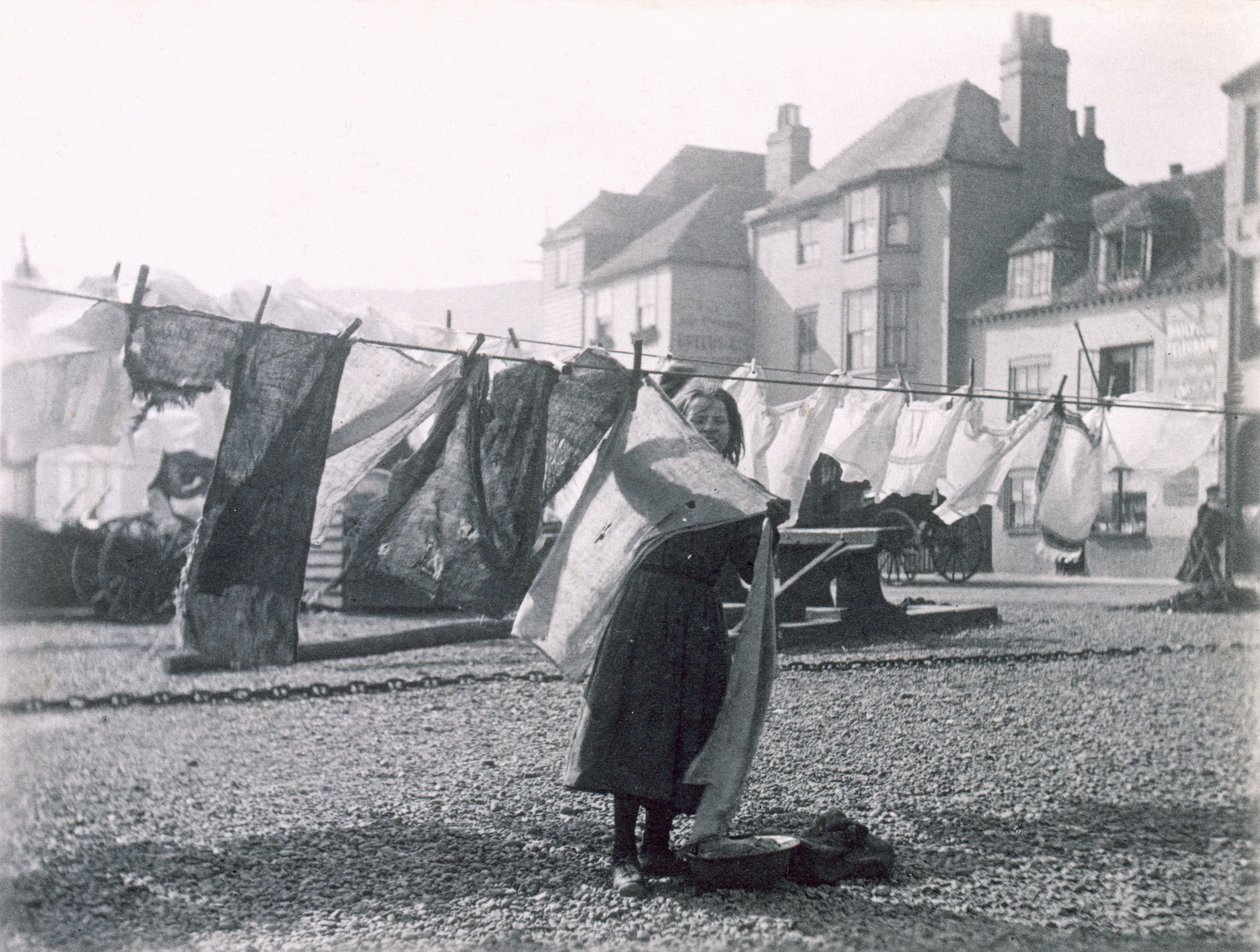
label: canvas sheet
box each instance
[310,345,460,544]
[347,356,558,616]
[180,323,351,668]
[934,399,1054,524]
[1102,393,1219,474]
[818,381,905,487]
[542,348,630,501]
[723,362,781,488]
[1035,405,1105,555]
[876,388,969,501]
[514,380,777,681]
[684,518,777,844]
[1,349,133,464]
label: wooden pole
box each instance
[130,264,149,307]
[1074,320,1102,403]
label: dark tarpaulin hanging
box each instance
[541,348,630,501]
[347,355,559,616]
[125,306,247,409]
[180,322,351,668]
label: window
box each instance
[1008,358,1051,419]
[1245,105,1258,205]
[1100,227,1150,283]
[1093,470,1147,537]
[880,288,910,368]
[842,289,877,371]
[594,287,613,323]
[845,186,879,255]
[555,243,579,286]
[1004,469,1038,532]
[796,309,821,372]
[1098,342,1153,398]
[636,274,657,334]
[1007,250,1054,299]
[797,217,820,265]
[885,181,911,247]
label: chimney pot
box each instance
[1083,106,1096,138]
[1170,163,1184,177]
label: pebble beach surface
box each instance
[1,603,1256,951]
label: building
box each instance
[969,165,1228,576]
[1221,60,1260,571]
[539,145,769,356]
[745,13,1122,399]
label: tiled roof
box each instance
[584,186,769,284]
[750,81,1019,221]
[1008,209,1092,254]
[542,191,676,245]
[544,146,765,247]
[972,165,1227,322]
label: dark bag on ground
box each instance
[787,809,895,884]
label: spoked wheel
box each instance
[926,513,985,583]
[94,515,194,621]
[874,508,921,585]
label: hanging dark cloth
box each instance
[347,355,559,616]
[542,348,630,500]
[179,322,351,668]
[125,306,247,409]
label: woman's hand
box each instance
[767,496,792,527]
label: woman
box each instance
[563,379,782,897]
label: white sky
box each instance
[2,0,1258,295]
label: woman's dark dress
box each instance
[563,519,761,814]
[1176,504,1228,583]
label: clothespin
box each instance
[130,264,149,308]
[897,365,912,405]
[445,309,453,330]
[253,285,272,325]
[110,262,121,282]
[967,358,975,398]
[335,317,362,342]
[508,327,520,350]
[628,338,644,410]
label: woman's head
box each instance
[673,380,743,464]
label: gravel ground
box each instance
[0,603,1257,951]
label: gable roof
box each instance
[584,186,769,284]
[972,165,1227,322]
[750,81,1020,222]
[542,191,676,246]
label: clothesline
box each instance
[9,280,1243,418]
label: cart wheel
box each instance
[70,536,105,611]
[874,508,920,585]
[96,515,193,621]
[927,514,985,583]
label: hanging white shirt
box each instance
[1036,406,1105,555]
[875,387,969,501]
[818,380,905,488]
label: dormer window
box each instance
[1100,226,1150,283]
[1007,249,1053,299]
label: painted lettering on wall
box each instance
[1163,304,1219,403]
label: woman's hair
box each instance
[672,379,744,465]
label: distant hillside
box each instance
[319,280,541,341]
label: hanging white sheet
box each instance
[818,380,904,488]
[875,387,969,501]
[723,362,780,488]
[1102,393,1219,474]
[1036,406,1105,555]
[934,399,1054,524]
[762,375,847,521]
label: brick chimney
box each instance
[765,104,811,194]
[1000,12,1071,217]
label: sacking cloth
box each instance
[347,355,559,617]
[541,348,629,501]
[684,517,777,843]
[514,379,778,681]
[125,306,247,408]
[179,323,351,668]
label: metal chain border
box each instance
[2,641,1249,716]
